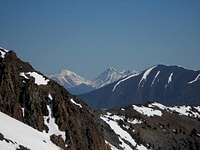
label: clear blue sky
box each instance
[0,0,199,79]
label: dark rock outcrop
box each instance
[0,48,108,150]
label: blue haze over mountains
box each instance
[0,0,200,79]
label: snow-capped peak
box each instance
[49,69,91,88]
[49,67,137,92]
[92,67,135,88]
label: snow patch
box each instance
[101,114,148,150]
[195,106,200,112]
[19,73,29,79]
[20,72,49,85]
[70,98,82,108]
[101,116,136,149]
[127,119,142,125]
[148,102,167,110]
[132,105,162,117]
[0,47,9,58]
[149,102,200,118]
[43,105,66,141]
[48,93,53,101]
[26,72,49,85]
[169,106,200,118]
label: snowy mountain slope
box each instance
[49,67,135,94]
[100,102,200,150]
[80,65,200,108]
[0,111,59,150]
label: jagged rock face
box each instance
[0,50,108,150]
[100,102,200,150]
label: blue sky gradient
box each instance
[0,0,199,79]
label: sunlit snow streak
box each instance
[48,93,53,100]
[70,98,82,108]
[168,73,173,84]
[151,71,160,86]
[139,66,157,87]
[112,73,139,92]
[188,74,200,84]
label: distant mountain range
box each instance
[49,67,136,94]
[80,65,200,108]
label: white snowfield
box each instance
[188,74,200,84]
[20,72,49,85]
[0,111,60,150]
[149,102,200,118]
[0,47,9,58]
[112,73,139,92]
[132,105,162,117]
[101,113,148,150]
[70,98,82,108]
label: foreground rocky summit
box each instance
[0,48,109,150]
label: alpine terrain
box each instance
[80,65,200,108]
[50,68,134,95]
[100,102,200,150]
[0,47,200,150]
[0,47,109,150]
